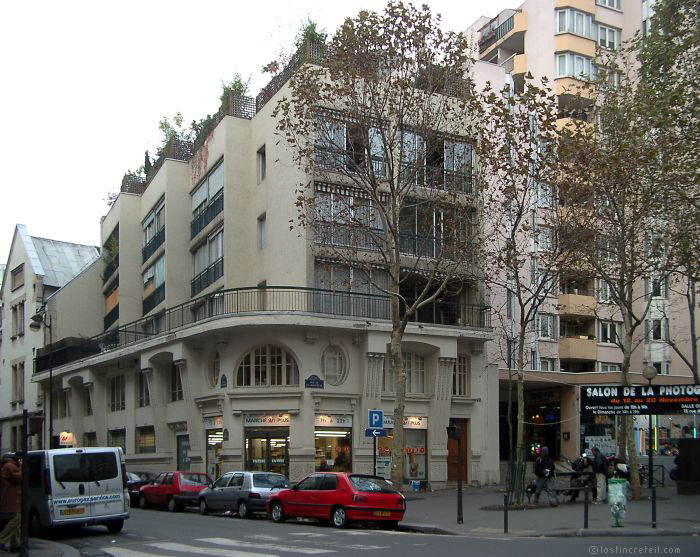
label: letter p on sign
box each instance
[368,410,383,429]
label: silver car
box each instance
[198,471,288,518]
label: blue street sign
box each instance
[368,410,383,429]
[364,428,388,438]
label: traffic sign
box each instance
[364,428,388,438]
[368,410,383,429]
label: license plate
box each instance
[373,511,391,517]
[61,508,85,516]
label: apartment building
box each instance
[469,0,698,462]
[28,49,506,486]
[0,224,99,454]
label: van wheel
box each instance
[237,500,249,519]
[29,510,43,537]
[331,506,348,528]
[270,501,285,523]
[199,499,209,515]
[167,497,180,512]
[107,519,124,534]
[139,495,148,509]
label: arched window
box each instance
[237,345,299,387]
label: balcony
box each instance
[191,191,224,239]
[143,284,165,316]
[479,11,527,57]
[104,305,119,331]
[191,257,224,297]
[555,34,596,58]
[142,227,165,263]
[102,258,118,285]
[559,336,597,360]
[558,293,596,317]
[34,287,492,373]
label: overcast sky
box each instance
[0,0,512,263]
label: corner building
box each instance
[33,58,503,486]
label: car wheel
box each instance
[238,500,249,519]
[199,499,209,515]
[139,495,148,510]
[29,510,43,537]
[331,506,348,528]
[167,497,180,513]
[107,519,124,534]
[270,501,285,523]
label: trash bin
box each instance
[608,478,629,527]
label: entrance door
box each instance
[245,429,289,476]
[447,419,469,482]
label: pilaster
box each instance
[428,357,456,483]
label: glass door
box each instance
[245,429,289,476]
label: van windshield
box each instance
[53,453,118,483]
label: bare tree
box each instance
[273,2,484,487]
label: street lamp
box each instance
[642,364,658,490]
[29,310,54,449]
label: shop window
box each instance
[136,426,156,454]
[237,345,299,387]
[377,427,427,481]
[322,346,347,386]
[315,428,352,472]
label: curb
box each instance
[398,523,463,536]
[30,538,81,557]
[401,523,700,538]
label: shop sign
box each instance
[305,374,324,389]
[59,432,75,446]
[581,384,700,416]
[314,414,352,427]
[204,416,224,429]
[383,415,427,429]
[244,414,291,427]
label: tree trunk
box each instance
[513,335,526,505]
[687,275,699,385]
[625,417,642,500]
[620,326,641,499]
[389,302,406,489]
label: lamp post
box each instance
[29,311,53,449]
[642,365,658,489]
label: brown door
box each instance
[447,419,469,481]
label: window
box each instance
[316,117,386,177]
[314,188,384,249]
[57,389,70,418]
[599,362,621,372]
[192,228,224,296]
[10,264,24,290]
[11,362,24,403]
[538,314,556,339]
[537,183,554,208]
[110,375,125,412]
[645,277,668,300]
[209,351,221,388]
[143,197,165,246]
[597,24,620,49]
[138,373,150,407]
[108,429,126,453]
[383,352,426,394]
[258,214,267,250]
[322,346,347,386]
[555,9,593,37]
[170,364,183,401]
[257,145,266,183]
[83,432,97,447]
[537,227,554,252]
[453,355,471,396]
[532,268,558,296]
[506,339,515,369]
[540,358,557,372]
[136,426,156,454]
[599,321,618,344]
[597,0,621,10]
[555,53,593,80]
[191,162,224,221]
[400,130,472,192]
[11,301,25,337]
[143,255,165,298]
[85,388,93,415]
[597,278,612,302]
[646,318,668,341]
[236,345,299,387]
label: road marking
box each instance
[150,542,275,557]
[247,535,282,541]
[288,533,328,538]
[104,548,174,557]
[198,538,335,554]
[336,531,370,536]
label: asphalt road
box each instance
[43,507,699,557]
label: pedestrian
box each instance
[533,446,558,506]
[591,447,607,503]
[0,452,22,552]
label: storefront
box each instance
[204,416,223,478]
[376,415,428,482]
[314,414,353,472]
[244,414,290,477]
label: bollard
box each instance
[652,486,656,529]
[584,487,589,529]
[504,493,508,534]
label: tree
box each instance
[478,77,572,504]
[273,1,483,487]
[557,54,670,499]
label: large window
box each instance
[143,197,165,247]
[646,318,668,341]
[143,255,165,313]
[170,364,183,401]
[236,345,299,387]
[108,429,126,453]
[11,362,24,403]
[538,314,556,339]
[555,8,593,37]
[597,0,621,10]
[136,426,156,454]
[110,375,125,412]
[401,130,473,192]
[597,24,620,49]
[384,352,426,394]
[191,162,224,223]
[138,373,150,408]
[453,355,470,396]
[192,228,223,296]
[599,320,618,344]
[316,117,386,177]
[556,53,594,80]
[314,188,383,250]
[11,301,25,337]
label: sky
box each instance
[0,0,513,263]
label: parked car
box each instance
[198,471,288,518]
[268,473,405,528]
[126,471,157,504]
[139,471,212,512]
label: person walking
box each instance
[591,447,607,503]
[533,446,558,506]
[0,452,22,552]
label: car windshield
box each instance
[180,473,210,486]
[253,474,288,488]
[349,475,398,494]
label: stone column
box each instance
[87,372,108,446]
[428,357,455,484]
[143,367,170,456]
[177,359,205,470]
[65,387,84,448]
[356,352,385,475]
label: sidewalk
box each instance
[400,485,700,538]
[5,538,81,556]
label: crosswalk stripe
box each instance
[198,537,335,554]
[149,542,276,557]
[102,548,169,557]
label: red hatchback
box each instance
[139,471,212,512]
[268,473,405,528]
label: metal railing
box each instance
[400,164,473,193]
[142,283,165,315]
[34,286,491,373]
[479,14,515,53]
[142,227,165,263]
[104,305,119,331]
[190,191,224,239]
[191,257,224,297]
[102,258,118,285]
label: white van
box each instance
[25,447,130,534]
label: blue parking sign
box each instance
[368,410,383,429]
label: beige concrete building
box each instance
[28,56,505,486]
[469,0,698,462]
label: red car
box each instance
[268,473,405,528]
[139,471,212,512]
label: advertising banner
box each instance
[581,385,700,416]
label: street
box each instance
[43,508,699,557]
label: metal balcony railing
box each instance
[34,286,491,373]
[190,191,224,239]
[104,305,119,331]
[142,227,165,263]
[143,284,165,316]
[191,257,224,297]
